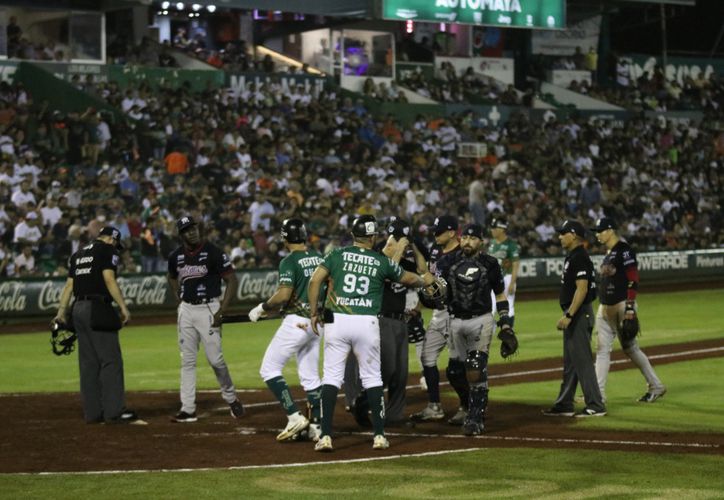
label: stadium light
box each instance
[405,20,414,34]
[176,2,184,10]
[161,1,170,8]
[188,12,194,17]
[207,4,216,12]
[192,3,201,10]
[162,10,168,14]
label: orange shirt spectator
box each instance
[165,151,189,175]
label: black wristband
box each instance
[565,311,573,319]
[261,302,272,312]
[496,300,509,317]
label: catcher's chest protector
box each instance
[448,258,490,314]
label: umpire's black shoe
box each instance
[229,400,244,419]
[542,407,575,417]
[574,408,607,418]
[172,411,198,423]
[107,409,140,425]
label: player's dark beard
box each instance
[462,245,476,256]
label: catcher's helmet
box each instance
[387,217,411,239]
[281,218,307,243]
[50,320,77,356]
[351,215,378,238]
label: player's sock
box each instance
[320,384,338,436]
[423,365,441,403]
[366,385,385,436]
[510,316,515,329]
[265,376,298,415]
[306,385,322,422]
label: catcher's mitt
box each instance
[407,314,425,344]
[50,320,77,356]
[497,328,518,359]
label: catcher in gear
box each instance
[50,319,77,356]
[592,217,665,403]
[435,224,516,436]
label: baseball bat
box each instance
[221,314,263,324]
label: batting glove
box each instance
[248,302,266,322]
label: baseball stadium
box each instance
[1,0,723,497]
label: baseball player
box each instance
[411,215,469,426]
[544,220,606,417]
[167,216,244,422]
[592,217,666,402]
[249,218,324,442]
[308,215,436,452]
[437,224,512,435]
[488,217,520,327]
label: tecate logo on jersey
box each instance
[237,272,278,302]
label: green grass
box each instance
[2,448,723,499]
[2,289,722,393]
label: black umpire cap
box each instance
[461,223,484,239]
[432,215,458,236]
[99,226,124,250]
[557,219,586,238]
[177,215,197,233]
[387,217,411,239]
[591,217,617,232]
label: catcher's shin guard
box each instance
[464,350,489,385]
[467,385,489,423]
[446,359,469,408]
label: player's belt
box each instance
[451,311,487,320]
[378,311,405,321]
[184,297,218,305]
[76,294,112,303]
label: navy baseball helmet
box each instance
[281,218,307,243]
[177,215,197,233]
[387,217,411,239]
[351,215,378,238]
[99,226,124,250]
[461,224,484,239]
[591,217,617,232]
[432,215,458,236]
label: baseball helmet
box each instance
[351,215,378,238]
[50,320,77,356]
[387,217,411,239]
[281,218,307,243]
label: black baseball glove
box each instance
[407,314,425,344]
[497,328,518,359]
[50,320,77,356]
[620,301,640,342]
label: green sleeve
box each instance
[278,257,294,288]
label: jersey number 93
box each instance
[342,274,370,295]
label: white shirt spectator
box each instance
[437,125,460,152]
[13,219,43,244]
[11,187,36,208]
[248,200,275,231]
[0,134,14,156]
[14,252,36,275]
[41,204,63,228]
[223,132,245,151]
[97,120,111,149]
[315,178,335,196]
[535,221,556,242]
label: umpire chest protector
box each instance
[447,255,493,317]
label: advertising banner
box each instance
[3,250,723,319]
[382,0,565,29]
[532,15,601,55]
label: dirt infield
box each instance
[1,338,722,474]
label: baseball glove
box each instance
[621,315,640,342]
[50,320,77,356]
[497,328,518,359]
[407,314,425,344]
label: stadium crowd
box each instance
[0,71,722,278]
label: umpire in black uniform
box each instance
[345,218,425,425]
[52,226,136,424]
[543,220,606,418]
[437,224,512,436]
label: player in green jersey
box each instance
[307,215,436,452]
[250,219,324,442]
[488,217,520,327]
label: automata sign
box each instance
[382,0,565,29]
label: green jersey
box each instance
[488,238,519,275]
[278,249,324,318]
[321,246,404,315]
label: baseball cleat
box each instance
[314,435,333,452]
[276,412,310,442]
[574,408,607,418]
[638,388,666,403]
[372,435,390,450]
[410,403,444,421]
[462,419,484,436]
[229,400,245,419]
[307,423,322,442]
[172,411,198,423]
[542,407,575,417]
[448,407,468,426]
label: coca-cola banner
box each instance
[0,270,279,319]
